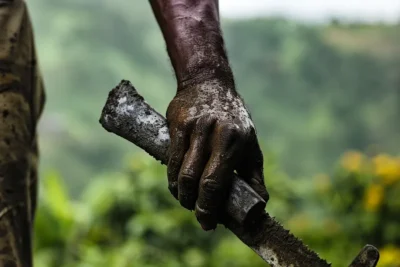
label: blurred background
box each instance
[28,0,400,266]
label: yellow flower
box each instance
[378,245,400,267]
[373,154,400,185]
[364,183,384,212]
[340,151,363,172]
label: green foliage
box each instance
[33,151,400,267]
[33,154,267,267]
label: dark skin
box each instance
[150,0,269,231]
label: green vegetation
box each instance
[27,0,400,266]
[33,151,400,267]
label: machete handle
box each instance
[99,80,266,225]
[99,80,380,267]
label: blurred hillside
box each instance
[28,1,399,195]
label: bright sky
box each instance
[219,0,400,23]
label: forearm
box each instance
[150,0,234,90]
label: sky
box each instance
[219,0,400,23]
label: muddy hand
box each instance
[166,80,269,231]
[149,0,269,230]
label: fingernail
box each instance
[195,205,217,231]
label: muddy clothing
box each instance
[0,0,45,266]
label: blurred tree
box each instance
[28,0,400,195]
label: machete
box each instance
[99,80,380,267]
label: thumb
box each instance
[235,138,269,203]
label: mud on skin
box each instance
[166,78,269,231]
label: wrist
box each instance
[150,0,233,86]
[177,75,237,99]
[178,57,235,91]
[168,15,231,81]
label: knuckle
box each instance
[195,204,213,219]
[180,119,191,129]
[194,116,216,137]
[206,114,219,124]
[174,119,194,133]
[222,122,238,132]
[179,171,197,184]
[195,115,208,125]
[213,151,232,163]
[167,113,192,131]
[200,177,220,194]
[196,115,215,128]
[221,123,244,140]
[249,126,257,136]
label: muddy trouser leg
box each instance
[0,92,37,267]
[0,1,45,266]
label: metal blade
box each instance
[222,212,332,267]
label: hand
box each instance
[166,79,269,231]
